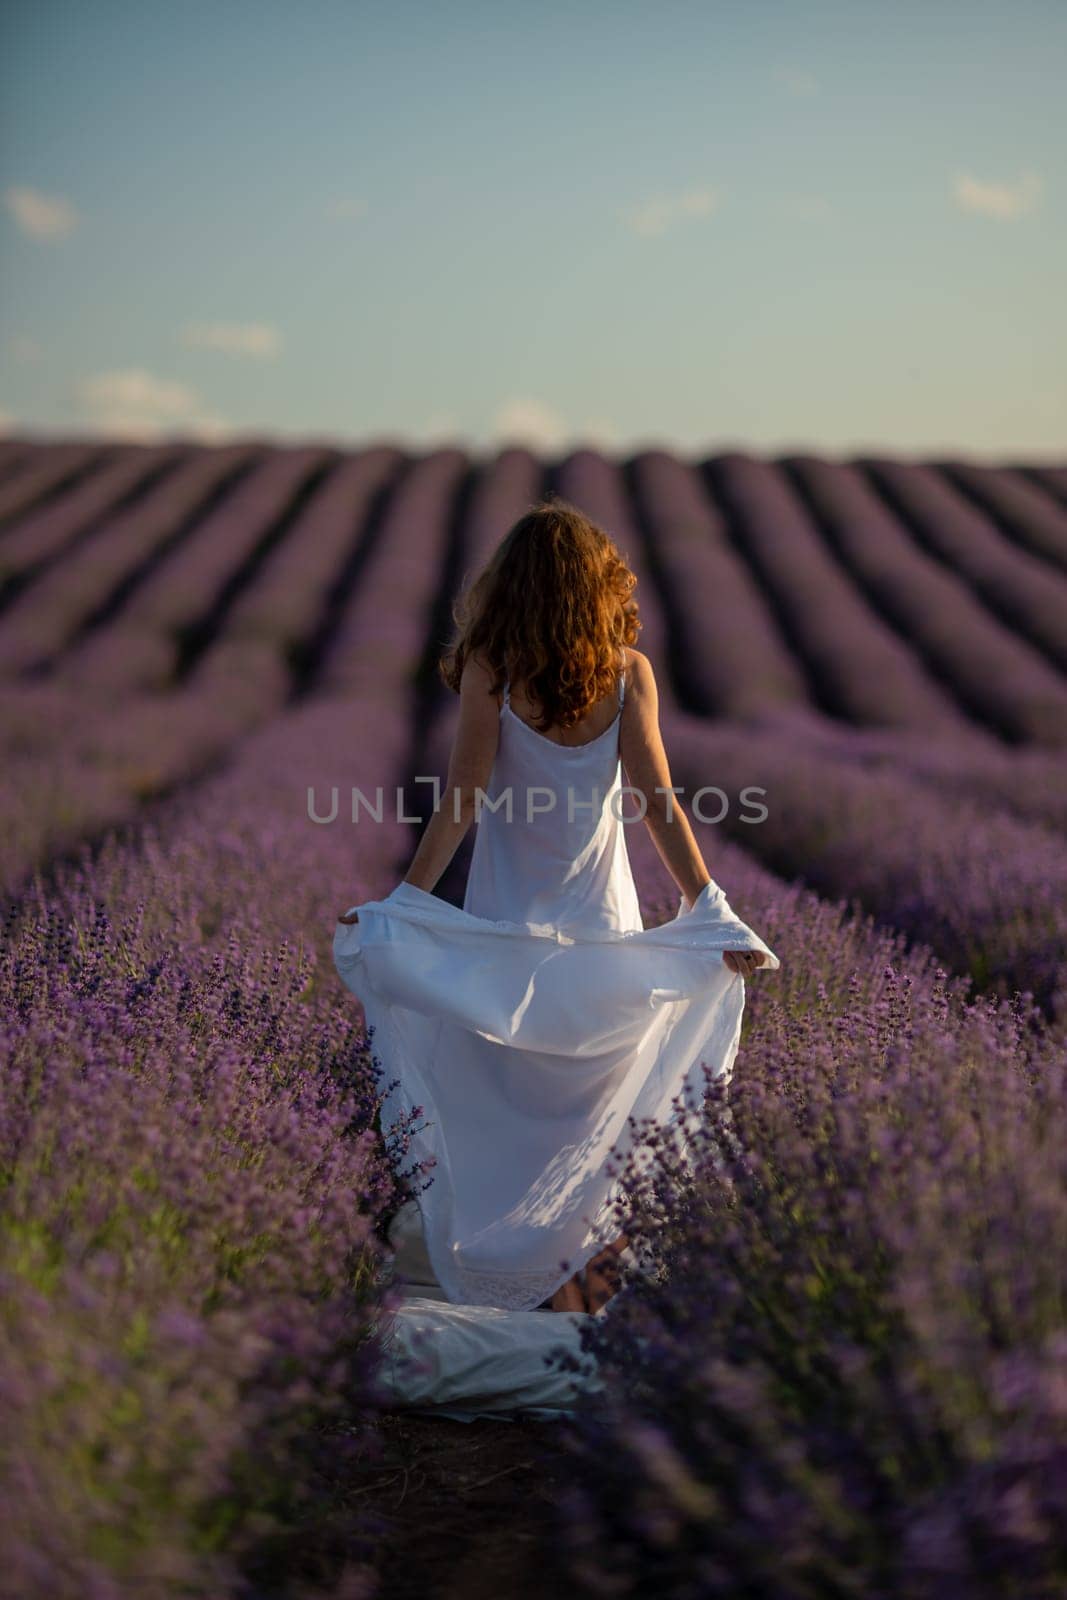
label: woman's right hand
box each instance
[723,949,768,977]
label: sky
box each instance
[1,0,1064,458]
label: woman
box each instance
[335,497,778,1316]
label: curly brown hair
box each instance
[438,496,642,733]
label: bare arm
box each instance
[619,649,712,909]
[619,650,766,972]
[400,651,501,894]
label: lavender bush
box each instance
[784,456,1067,746]
[3,436,1066,1598]
[0,679,266,896]
[933,461,1067,573]
[59,448,331,693]
[701,453,968,734]
[0,441,107,530]
[314,447,466,695]
[0,697,433,1598]
[0,888,410,1598]
[665,715,1067,1019]
[750,712,1067,835]
[855,458,1067,675]
[558,889,1066,1599]
[0,445,176,585]
[0,444,256,675]
[625,450,811,719]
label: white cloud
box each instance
[417,411,463,444]
[326,197,368,221]
[4,185,80,239]
[483,401,620,452]
[620,185,721,238]
[574,415,619,449]
[77,368,229,441]
[773,66,820,98]
[953,169,1043,219]
[182,321,281,358]
[488,398,569,451]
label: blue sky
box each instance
[1,0,1064,456]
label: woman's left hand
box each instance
[337,910,360,924]
[723,949,767,977]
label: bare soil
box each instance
[347,1410,575,1599]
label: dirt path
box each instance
[347,1412,575,1599]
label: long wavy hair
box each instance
[439,496,642,733]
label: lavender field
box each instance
[2,434,1067,1598]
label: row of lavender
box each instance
[560,911,1066,1598]
[7,676,1066,1025]
[2,442,1065,837]
[0,445,457,894]
[8,662,1030,1597]
[2,440,1066,742]
[4,432,1066,1102]
[3,434,1067,1595]
[0,439,460,1595]
[0,697,429,1600]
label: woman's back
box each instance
[462,650,643,935]
[503,649,629,747]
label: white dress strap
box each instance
[618,663,626,708]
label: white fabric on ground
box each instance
[373,1292,603,1421]
[370,1198,605,1421]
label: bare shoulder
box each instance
[462,647,498,692]
[622,646,656,699]
[460,649,506,721]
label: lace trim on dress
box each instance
[417,1171,631,1313]
[442,1221,631,1313]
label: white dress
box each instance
[334,663,779,1312]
